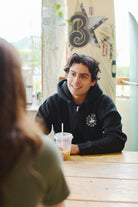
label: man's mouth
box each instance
[71,85,81,90]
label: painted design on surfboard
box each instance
[69,3,107,48]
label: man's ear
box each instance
[91,80,97,86]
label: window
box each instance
[0,0,41,104]
[114,0,138,98]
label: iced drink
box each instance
[54,132,73,160]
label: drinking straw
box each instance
[61,123,64,136]
[61,123,64,146]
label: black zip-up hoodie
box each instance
[37,79,127,155]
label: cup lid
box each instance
[54,132,73,139]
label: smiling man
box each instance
[36,53,127,155]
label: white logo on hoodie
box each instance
[86,113,97,127]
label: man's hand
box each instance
[70,144,80,155]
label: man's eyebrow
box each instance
[81,73,90,77]
[70,70,90,77]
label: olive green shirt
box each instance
[2,135,70,207]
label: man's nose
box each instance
[74,75,81,83]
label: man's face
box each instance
[67,63,96,104]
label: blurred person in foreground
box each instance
[36,53,127,155]
[0,38,69,207]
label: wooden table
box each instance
[63,151,138,207]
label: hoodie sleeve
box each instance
[36,99,53,134]
[78,97,127,155]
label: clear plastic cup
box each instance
[54,132,73,160]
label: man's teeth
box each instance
[73,86,80,88]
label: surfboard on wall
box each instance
[67,0,116,101]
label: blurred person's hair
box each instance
[0,38,42,201]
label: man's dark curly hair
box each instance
[64,53,101,81]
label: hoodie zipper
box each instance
[76,106,79,112]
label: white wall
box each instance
[116,97,130,151]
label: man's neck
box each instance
[72,95,87,105]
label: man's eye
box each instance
[70,73,75,76]
[81,76,87,79]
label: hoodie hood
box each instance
[57,79,103,104]
[57,79,72,102]
[86,82,103,103]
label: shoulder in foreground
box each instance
[38,134,62,165]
